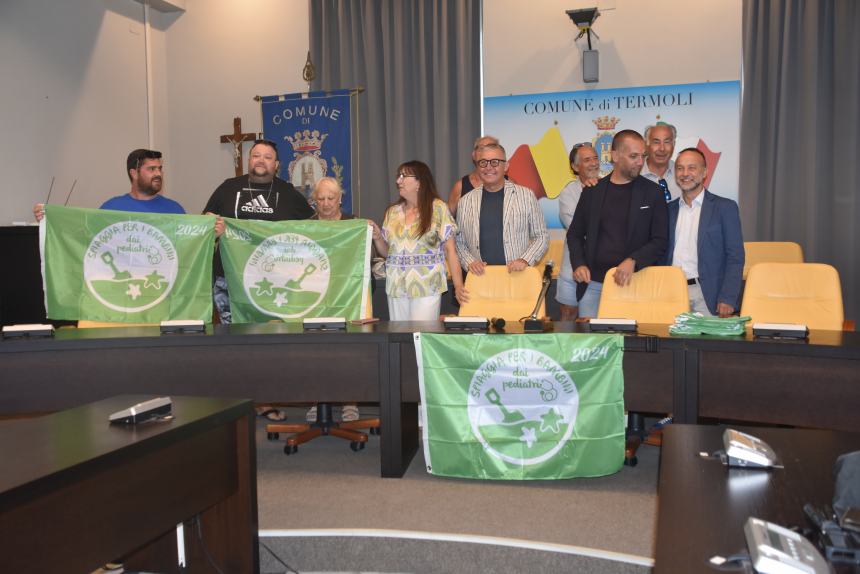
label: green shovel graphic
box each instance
[101,251,131,280]
[485,388,525,423]
[285,263,316,290]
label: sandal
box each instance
[256,408,286,422]
[342,405,360,422]
[306,405,318,423]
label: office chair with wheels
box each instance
[266,287,381,454]
[597,265,690,465]
[458,265,545,322]
[741,262,846,331]
[597,265,690,324]
[742,241,804,280]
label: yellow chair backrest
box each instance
[77,320,154,328]
[535,239,565,279]
[597,266,690,324]
[740,263,843,330]
[743,241,803,279]
[459,265,544,322]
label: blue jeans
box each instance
[576,281,603,318]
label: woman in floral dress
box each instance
[371,160,467,320]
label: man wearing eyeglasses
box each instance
[641,123,681,202]
[455,143,548,275]
[567,130,668,318]
[33,149,185,221]
[556,142,601,320]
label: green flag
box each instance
[414,332,625,480]
[40,205,215,322]
[219,218,371,323]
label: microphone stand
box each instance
[524,262,553,332]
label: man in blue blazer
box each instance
[666,148,744,317]
[567,130,669,318]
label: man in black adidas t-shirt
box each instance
[566,129,668,319]
[204,139,314,323]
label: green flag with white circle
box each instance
[40,205,215,322]
[414,332,625,480]
[219,218,371,323]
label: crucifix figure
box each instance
[219,117,257,177]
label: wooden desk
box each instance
[654,424,860,574]
[687,330,860,432]
[0,395,259,574]
[2,323,859,478]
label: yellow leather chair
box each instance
[459,265,545,322]
[536,239,565,279]
[740,263,844,331]
[597,266,690,324]
[743,241,803,279]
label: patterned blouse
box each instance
[382,198,456,298]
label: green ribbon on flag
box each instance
[414,332,625,480]
[218,218,371,323]
[40,205,215,322]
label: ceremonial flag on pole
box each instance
[261,90,354,213]
[414,332,625,480]
[218,218,371,323]
[40,205,215,322]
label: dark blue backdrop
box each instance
[262,90,353,214]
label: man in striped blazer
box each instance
[455,143,549,275]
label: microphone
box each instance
[524,261,554,332]
[490,317,506,330]
[543,260,554,282]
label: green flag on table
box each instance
[40,205,215,322]
[219,218,371,323]
[414,332,625,480]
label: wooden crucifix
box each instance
[219,117,257,177]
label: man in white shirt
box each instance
[666,148,744,316]
[641,123,682,202]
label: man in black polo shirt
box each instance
[566,129,668,318]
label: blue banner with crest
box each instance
[261,90,353,214]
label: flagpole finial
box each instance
[303,51,316,91]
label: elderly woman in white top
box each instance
[306,177,362,423]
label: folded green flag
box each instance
[40,205,215,322]
[414,332,625,480]
[219,218,371,323]
[669,312,751,336]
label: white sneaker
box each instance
[342,404,360,422]
[305,405,317,423]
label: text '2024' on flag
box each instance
[414,332,625,480]
[218,217,371,323]
[40,205,215,323]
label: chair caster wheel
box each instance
[624,456,638,467]
[267,432,279,440]
[350,441,365,452]
[284,444,298,455]
[369,426,380,436]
